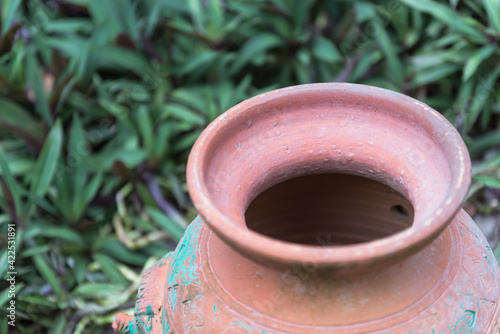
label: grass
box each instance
[0,0,499,332]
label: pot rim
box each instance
[186,83,471,267]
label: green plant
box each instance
[0,0,499,332]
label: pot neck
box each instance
[187,83,471,272]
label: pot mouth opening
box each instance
[245,173,415,246]
[187,83,471,267]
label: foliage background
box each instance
[0,0,499,333]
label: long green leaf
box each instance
[147,207,185,242]
[0,283,23,309]
[51,157,71,221]
[19,244,51,258]
[93,46,150,76]
[33,254,63,299]
[178,50,218,75]
[0,147,21,222]
[20,295,57,308]
[43,18,94,34]
[73,283,122,297]
[25,49,53,125]
[74,172,103,220]
[162,103,205,126]
[116,0,139,40]
[374,22,404,85]
[0,96,44,148]
[49,314,66,334]
[94,253,129,287]
[0,250,6,282]
[73,254,86,283]
[88,149,147,171]
[472,153,500,175]
[42,36,88,59]
[411,64,461,88]
[1,0,22,36]
[95,239,148,266]
[467,64,500,131]
[474,176,500,188]
[36,227,85,247]
[462,45,497,82]
[482,0,500,32]
[230,33,284,73]
[29,120,63,197]
[312,37,343,63]
[68,114,88,206]
[468,131,500,157]
[401,0,488,43]
[25,120,63,220]
[188,0,206,33]
[137,105,154,155]
[495,243,500,261]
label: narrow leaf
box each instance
[36,227,85,247]
[462,45,497,82]
[162,103,205,126]
[230,33,283,73]
[95,239,148,266]
[472,153,500,175]
[147,207,185,242]
[94,253,129,287]
[482,0,500,32]
[467,64,500,130]
[400,0,488,43]
[188,0,205,33]
[0,96,44,149]
[468,131,500,157]
[412,64,461,87]
[1,0,22,36]
[21,295,57,308]
[73,283,122,297]
[33,254,63,299]
[25,49,52,125]
[49,314,66,334]
[93,46,149,76]
[178,50,218,75]
[0,283,23,309]
[74,172,103,219]
[474,176,500,189]
[68,114,88,203]
[136,105,154,155]
[495,243,500,261]
[0,147,21,222]
[312,37,343,63]
[73,254,86,283]
[374,23,404,85]
[30,120,63,197]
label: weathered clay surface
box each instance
[114,212,499,333]
[114,255,171,334]
[113,83,500,333]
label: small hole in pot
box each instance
[391,205,410,219]
[245,174,414,246]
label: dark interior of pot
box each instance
[245,173,414,245]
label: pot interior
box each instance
[245,173,414,246]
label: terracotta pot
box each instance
[113,83,500,333]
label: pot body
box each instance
[112,83,500,333]
[114,210,500,333]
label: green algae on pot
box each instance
[113,83,500,333]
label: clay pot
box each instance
[113,83,500,333]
